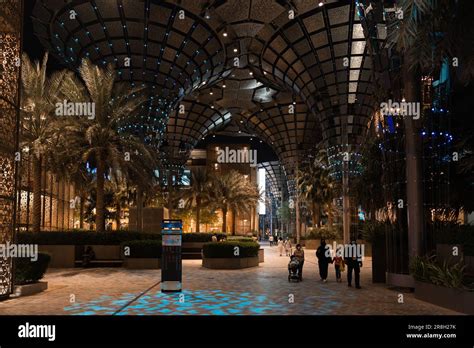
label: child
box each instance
[284,239,292,256]
[333,248,344,283]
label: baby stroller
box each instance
[288,255,301,282]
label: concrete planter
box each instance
[39,245,75,268]
[124,258,161,269]
[13,281,48,297]
[202,256,259,269]
[89,245,122,259]
[415,281,474,314]
[182,242,206,249]
[258,248,264,263]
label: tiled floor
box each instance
[0,244,460,315]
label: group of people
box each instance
[288,239,363,288]
[272,237,293,256]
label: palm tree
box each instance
[210,170,260,235]
[20,53,68,232]
[296,158,336,227]
[60,59,150,232]
[182,167,211,233]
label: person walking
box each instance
[293,244,305,281]
[345,240,362,289]
[269,234,274,246]
[316,239,332,282]
[277,237,284,256]
[333,246,344,283]
[284,238,292,256]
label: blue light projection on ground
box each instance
[63,287,355,315]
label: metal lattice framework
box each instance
[258,161,288,202]
[0,0,21,300]
[249,0,376,148]
[31,0,380,210]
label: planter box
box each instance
[13,281,48,297]
[202,256,259,269]
[258,248,264,263]
[415,281,474,314]
[39,245,75,268]
[124,258,161,269]
[182,242,206,249]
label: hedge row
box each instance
[15,253,51,285]
[121,240,162,258]
[203,241,260,258]
[17,231,162,245]
[17,231,227,245]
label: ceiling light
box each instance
[238,130,242,133]
[211,105,214,108]
[222,84,226,88]
[318,1,324,6]
[233,48,238,53]
[249,72,253,76]
[223,32,228,37]
[204,11,210,19]
[240,120,243,123]
[210,89,213,95]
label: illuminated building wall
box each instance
[0,0,21,299]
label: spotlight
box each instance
[222,84,226,88]
[233,48,238,53]
[249,72,253,76]
[318,1,324,7]
[223,32,228,37]
[204,10,210,19]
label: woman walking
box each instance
[316,239,332,282]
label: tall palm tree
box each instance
[210,170,260,235]
[20,53,68,232]
[182,167,211,233]
[296,158,336,227]
[60,59,150,232]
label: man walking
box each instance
[345,240,362,289]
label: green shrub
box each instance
[203,241,260,258]
[226,236,255,242]
[15,253,51,285]
[121,240,162,258]
[17,231,162,245]
[305,226,342,241]
[360,221,389,243]
[410,255,466,289]
[182,233,226,242]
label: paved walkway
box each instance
[0,244,460,315]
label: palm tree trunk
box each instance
[137,186,143,232]
[231,208,236,236]
[196,197,201,233]
[327,202,334,226]
[222,207,227,233]
[79,192,85,229]
[403,64,424,260]
[32,155,42,233]
[95,152,106,233]
[312,202,321,227]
